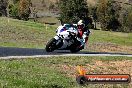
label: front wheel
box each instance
[45,38,57,52]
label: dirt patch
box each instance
[55,60,132,87]
[87,42,132,54]
[57,60,132,79]
[56,64,77,78]
[86,60,132,75]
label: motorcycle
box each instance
[45,25,82,53]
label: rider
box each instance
[58,18,91,50]
[77,20,90,49]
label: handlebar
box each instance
[67,31,77,39]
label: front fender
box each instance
[54,36,63,48]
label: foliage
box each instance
[9,3,19,18]
[125,9,132,32]
[58,0,89,24]
[90,7,98,29]
[97,0,108,30]
[119,6,132,32]
[8,0,19,18]
[9,0,31,20]
[18,0,31,21]
[12,0,20,4]
[97,0,121,31]
[106,0,121,31]
[0,0,8,16]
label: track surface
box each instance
[0,47,132,59]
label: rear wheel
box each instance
[70,40,81,53]
[45,38,57,52]
[70,46,80,53]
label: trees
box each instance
[18,0,31,21]
[97,0,108,30]
[9,0,19,18]
[97,0,121,31]
[58,0,89,24]
[13,0,19,4]
[91,7,98,29]
[0,0,8,16]
[125,8,132,32]
[9,0,31,20]
[119,6,132,32]
[106,0,121,31]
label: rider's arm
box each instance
[84,29,91,36]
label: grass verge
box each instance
[0,56,132,88]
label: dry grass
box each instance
[87,42,132,54]
[56,59,132,78]
[55,58,132,88]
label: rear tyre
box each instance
[70,40,81,53]
[45,38,57,52]
[70,46,80,53]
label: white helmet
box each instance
[77,20,85,28]
[78,20,83,25]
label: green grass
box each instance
[0,17,57,48]
[89,30,132,46]
[0,59,73,88]
[0,17,132,50]
[0,56,132,88]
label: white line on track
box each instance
[0,54,132,60]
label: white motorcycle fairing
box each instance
[46,25,81,53]
[54,26,78,49]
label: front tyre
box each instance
[45,38,57,52]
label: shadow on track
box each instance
[0,47,131,57]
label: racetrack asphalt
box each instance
[0,47,132,59]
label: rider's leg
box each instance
[80,30,90,49]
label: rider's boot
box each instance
[79,36,89,50]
